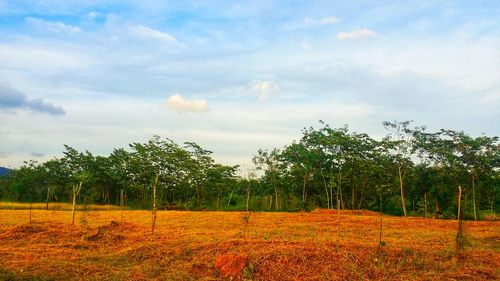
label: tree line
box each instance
[0,121,498,219]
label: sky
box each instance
[1,0,499,171]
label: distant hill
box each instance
[0,167,11,176]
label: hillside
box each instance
[0,167,11,177]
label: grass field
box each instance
[0,207,498,280]
[0,201,123,211]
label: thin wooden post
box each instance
[378,193,383,250]
[471,173,477,221]
[335,198,342,251]
[120,189,124,222]
[398,164,407,217]
[29,196,32,224]
[46,186,50,210]
[246,186,250,212]
[72,181,83,225]
[424,192,428,218]
[337,199,341,233]
[456,186,463,254]
[457,187,462,225]
[151,174,159,234]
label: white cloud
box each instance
[304,16,340,27]
[130,25,177,43]
[166,94,208,112]
[337,28,377,40]
[250,81,279,101]
[86,11,98,20]
[25,17,81,34]
[0,44,93,74]
[301,41,312,50]
[1,2,499,170]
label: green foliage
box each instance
[0,122,498,217]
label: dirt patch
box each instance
[0,222,82,243]
[85,220,137,242]
[215,253,249,280]
[311,208,379,216]
[483,215,497,221]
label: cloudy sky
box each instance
[1,1,499,170]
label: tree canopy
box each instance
[1,122,498,219]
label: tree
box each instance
[281,142,315,205]
[185,142,215,207]
[253,148,281,210]
[208,164,239,209]
[129,136,184,233]
[41,159,67,209]
[61,145,92,224]
[439,131,499,220]
[2,122,497,217]
[383,120,419,217]
[320,125,352,210]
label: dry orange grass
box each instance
[0,209,498,280]
[0,201,122,211]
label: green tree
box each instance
[383,120,420,217]
[253,148,282,210]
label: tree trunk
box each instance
[398,164,407,216]
[270,170,279,211]
[433,200,441,219]
[489,193,496,221]
[216,189,221,210]
[378,194,383,250]
[302,175,307,204]
[246,186,250,212]
[337,199,341,233]
[274,187,279,210]
[330,185,334,210]
[337,168,345,210]
[337,168,342,210]
[151,173,159,234]
[320,169,330,209]
[71,181,82,225]
[325,184,330,209]
[45,186,50,211]
[340,187,345,210]
[329,177,334,209]
[424,192,428,218]
[227,188,235,207]
[357,181,366,210]
[196,186,201,207]
[29,196,32,224]
[141,187,146,207]
[457,186,462,223]
[350,171,355,210]
[471,172,477,221]
[456,186,463,253]
[105,189,110,204]
[169,189,175,204]
[120,189,124,222]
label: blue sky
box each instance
[1,0,499,170]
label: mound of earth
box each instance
[0,222,82,243]
[215,252,249,280]
[311,208,380,216]
[85,220,138,242]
